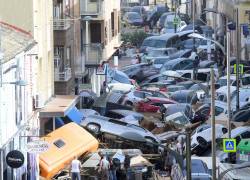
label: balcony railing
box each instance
[80,0,103,15]
[53,19,71,30]
[54,67,72,81]
[83,43,104,66]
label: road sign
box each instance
[223,138,237,153]
[233,64,244,75]
[25,140,50,154]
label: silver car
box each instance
[81,115,160,144]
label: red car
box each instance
[135,97,177,113]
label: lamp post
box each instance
[188,33,228,180]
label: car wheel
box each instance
[197,136,208,148]
[86,123,100,134]
[125,101,133,106]
[222,128,228,134]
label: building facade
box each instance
[53,0,82,95]
[0,22,39,180]
[80,0,122,96]
[0,0,54,179]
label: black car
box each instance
[121,63,158,83]
[160,58,194,72]
[157,12,174,29]
[170,90,198,105]
[123,12,143,26]
[146,5,169,28]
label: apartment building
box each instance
[0,0,54,179]
[53,0,82,95]
[80,0,122,96]
[0,22,38,180]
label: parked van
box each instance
[39,122,99,179]
[140,33,179,53]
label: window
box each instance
[215,106,224,116]
[54,139,65,148]
[111,12,115,37]
[66,47,71,67]
[242,77,250,85]
[241,131,250,138]
[134,91,145,98]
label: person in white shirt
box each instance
[98,155,110,180]
[71,156,81,180]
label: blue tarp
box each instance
[55,117,65,128]
[66,107,84,124]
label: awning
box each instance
[66,106,84,124]
[39,95,79,118]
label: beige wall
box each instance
[0,0,34,34]
[0,0,54,104]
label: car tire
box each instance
[197,136,208,148]
[86,123,100,134]
[125,101,133,106]
[222,128,228,134]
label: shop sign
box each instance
[6,150,24,168]
[26,140,50,154]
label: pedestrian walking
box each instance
[124,155,131,180]
[193,55,200,80]
[71,156,81,180]
[136,54,142,64]
[108,156,118,180]
[98,155,110,180]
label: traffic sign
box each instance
[223,138,237,153]
[233,64,244,75]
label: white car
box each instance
[191,124,228,154]
[107,83,135,93]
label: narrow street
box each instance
[1,0,250,180]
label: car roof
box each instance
[147,96,173,102]
[164,58,190,65]
[222,126,250,138]
[171,90,195,96]
[145,33,178,41]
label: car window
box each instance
[134,91,145,98]
[235,135,241,145]
[215,106,224,116]
[152,103,162,107]
[241,131,250,138]
[107,112,124,119]
[109,119,127,126]
[242,76,250,85]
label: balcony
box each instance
[53,19,71,31]
[80,0,103,16]
[54,67,72,81]
[83,43,104,66]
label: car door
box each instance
[146,102,161,112]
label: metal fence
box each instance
[83,43,104,65]
[53,19,71,31]
[80,0,103,15]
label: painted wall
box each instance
[0,0,34,34]
[0,0,54,103]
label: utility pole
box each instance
[192,0,195,51]
[174,0,177,33]
[236,8,240,111]
[185,128,192,180]
[211,67,216,180]
[226,21,231,139]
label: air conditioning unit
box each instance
[35,94,45,109]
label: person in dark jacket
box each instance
[124,155,131,180]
